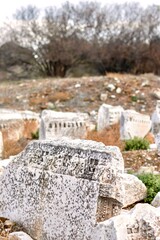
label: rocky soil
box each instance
[0,72,160,170]
[0,72,160,114]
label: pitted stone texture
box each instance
[92,203,160,240]
[152,100,160,136]
[122,173,147,208]
[97,104,124,131]
[9,231,33,240]
[151,192,160,208]
[120,110,151,140]
[39,110,89,140]
[0,138,124,240]
[0,131,3,159]
[155,133,160,154]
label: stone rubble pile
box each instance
[0,100,160,239]
[0,138,159,239]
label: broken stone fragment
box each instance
[0,138,124,240]
[122,173,147,208]
[151,192,160,208]
[9,231,33,240]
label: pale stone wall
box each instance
[0,138,124,240]
[120,110,151,140]
[0,131,3,160]
[39,110,89,140]
[97,104,124,131]
[151,100,160,136]
[0,109,40,142]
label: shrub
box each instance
[31,130,39,139]
[124,137,150,151]
[131,95,138,102]
[137,173,160,203]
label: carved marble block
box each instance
[120,110,151,140]
[0,109,40,142]
[0,138,124,240]
[92,203,160,240]
[152,100,160,136]
[39,110,89,140]
[97,104,124,131]
[0,131,3,159]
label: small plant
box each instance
[137,173,160,203]
[131,95,138,102]
[124,137,150,151]
[31,130,39,139]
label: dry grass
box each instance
[1,120,39,159]
[86,123,124,150]
[3,138,28,159]
[48,91,72,102]
[144,132,155,144]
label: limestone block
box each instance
[151,192,160,208]
[155,133,160,154]
[0,131,3,159]
[39,110,89,139]
[92,203,160,240]
[0,138,124,240]
[151,100,160,136]
[97,104,124,131]
[0,109,40,142]
[9,232,33,240]
[0,109,40,121]
[122,173,147,208]
[120,110,151,140]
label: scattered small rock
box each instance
[100,93,108,101]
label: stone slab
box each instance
[39,110,89,139]
[97,104,123,131]
[120,110,151,139]
[0,138,124,240]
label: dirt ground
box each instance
[0,72,160,171]
[0,72,159,114]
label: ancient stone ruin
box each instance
[97,104,124,131]
[93,203,160,240]
[0,109,40,158]
[0,138,124,240]
[120,110,151,139]
[39,110,89,140]
[0,132,3,160]
[0,109,40,142]
[152,100,160,136]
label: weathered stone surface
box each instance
[100,93,108,101]
[9,231,33,240]
[120,110,151,139]
[0,109,39,122]
[151,192,160,208]
[152,100,160,136]
[0,138,124,240]
[39,110,89,140]
[0,109,40,158]
[155,133,160,155]
[0,131,3,159]
[122,173,147,208]
[97,104,124,131]
[92,203,160,240]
